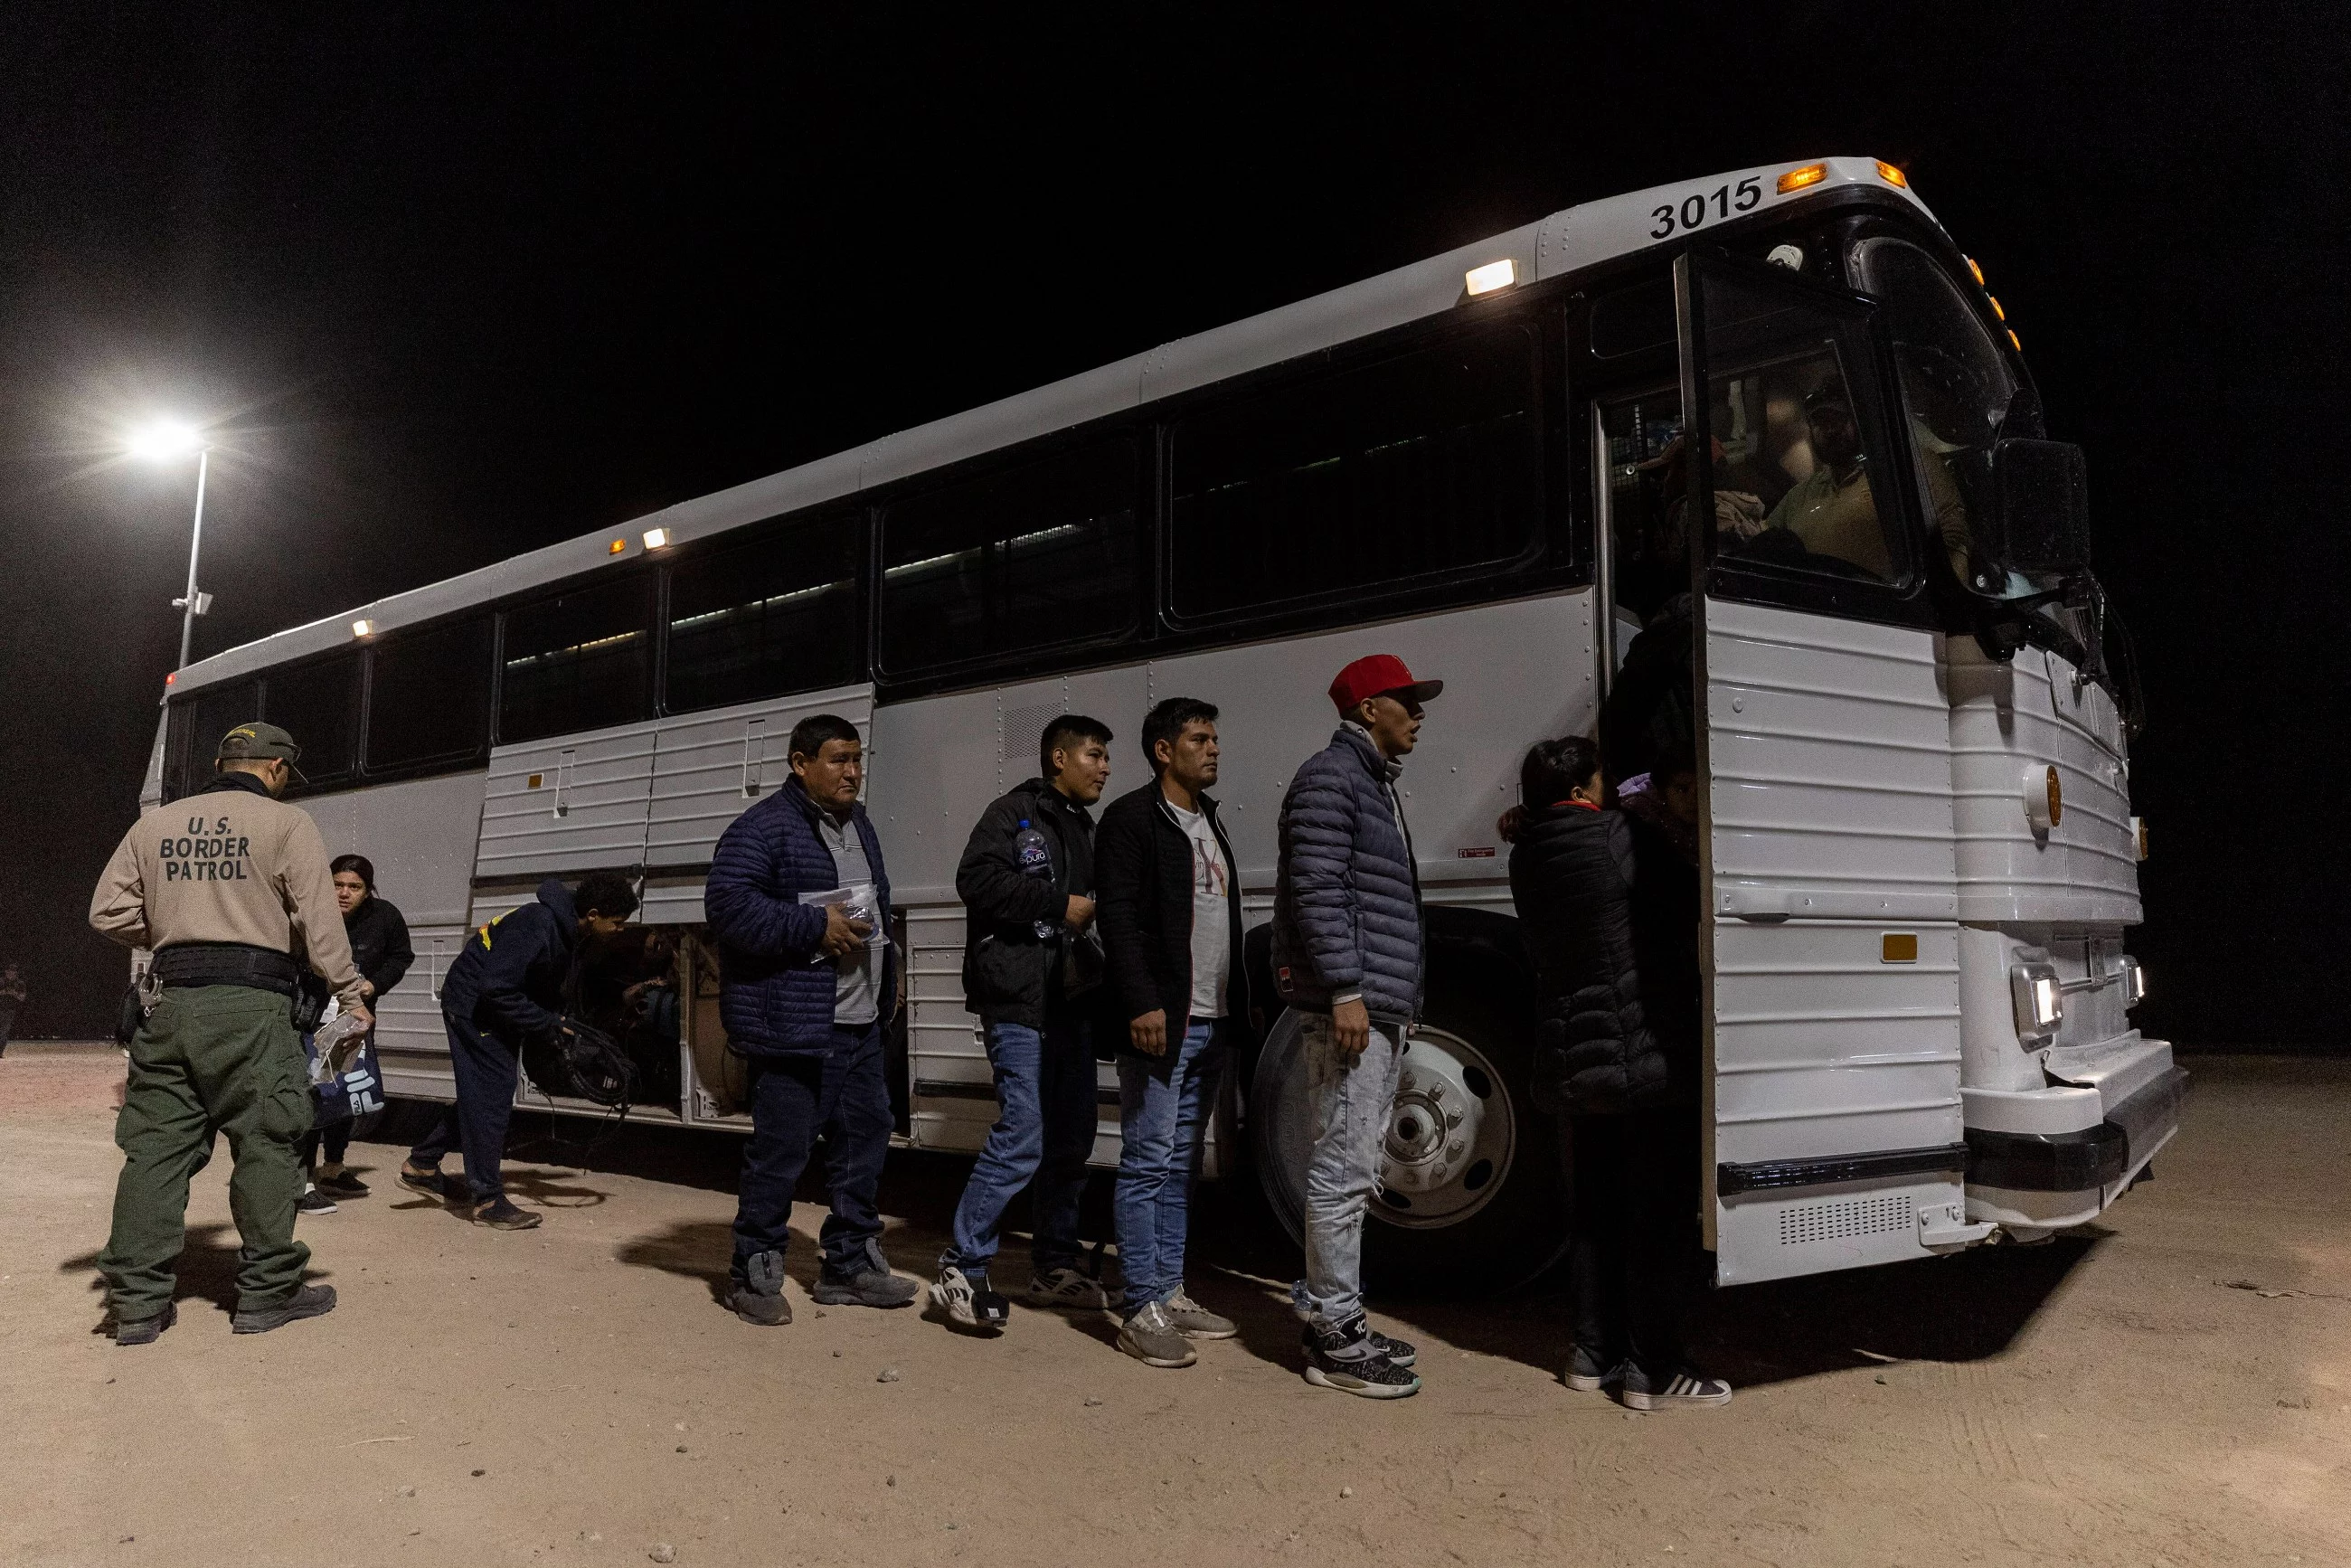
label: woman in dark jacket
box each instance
[300,855,414,1204]
[1506,737,1728,1412]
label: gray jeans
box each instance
[1289,1013,1406,1331]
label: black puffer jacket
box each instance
[1094,781,1250,1053]
[1508,804,1693,1114]
[957,778,1098,1030]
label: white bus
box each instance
[145,156,2177,1289]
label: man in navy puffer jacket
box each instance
[1270,654,1441,1400]
[704,713,917,1324]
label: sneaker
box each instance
[314,1169,371,1199]
[811,1239,920,1308]
[1117,1300,1197,1368]
[1620,1364,1733,1411]
[470,1196,543,1230]
[1162,1289,1237,1340]
[397,1162,451,1198]
[1302,1318,1421,1399]
[1366,1326,1417,1367]
[929,1266,1011,1330]
[297,1185,338,1216]
[231,1284,338,1335]
[113,1303,177,1347]
[1026,1266,1112,1312]
[1563,1344,1623,1392]
[727,1249,792,1327]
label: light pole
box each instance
[127,420,214,671]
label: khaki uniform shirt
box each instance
[90,778,364,1008]
[1765,459,1892,581]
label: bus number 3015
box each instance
[1651,177,1764,238]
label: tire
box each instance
[1250,965,1569,1293]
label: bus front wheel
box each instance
[1249,971,1569,1292]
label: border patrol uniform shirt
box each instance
[89,774,364,1007]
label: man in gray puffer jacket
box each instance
[1270,654,1441,1399]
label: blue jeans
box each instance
[729,1024,893,1285]
[1290,1014,1406,1332]
[1114,1018,1224,1316]
[943,1015,1098,1278]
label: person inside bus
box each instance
[396,872,638,1229]
[703,713,921,1326]
[1504,735,1730,1411]
[929,713,1118,1331]
[1756,378,1890,580]
[295,855,414,1212]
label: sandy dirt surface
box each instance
[1,1043,2344,1568]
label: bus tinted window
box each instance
[1589,277,1676,358]
[171,679,260,798]
[500,575,655,743]
[1169,325,1542,620]
[666,515,864,713]
[262,654,359,789]
[367,617,492,771]
[879,436,1138,675]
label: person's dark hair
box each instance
[1139,697,1217,775]
[1040,714,1113,780]
[788,713,860,764]
[329,854,376,892]
[1519,735,1603,808]
[573,872,640,922]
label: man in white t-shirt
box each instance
[1093,697,1251,1369]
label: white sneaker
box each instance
[927,1266,1009,1330]
[1163,1289,1237,1339]
[1026,1266,1112,1311]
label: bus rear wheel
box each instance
[1249,980,1568,1293]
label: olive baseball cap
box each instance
[215,721,307,779]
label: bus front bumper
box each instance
[1960,1037,2186,1234]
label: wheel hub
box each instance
[1374,1027,1516,1228]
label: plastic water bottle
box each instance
[1015,820,1057,939]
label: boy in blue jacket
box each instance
[399,872,638,1228]
[704,713,919,1325]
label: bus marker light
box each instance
[1882,933,1919,964]
[2008,328,2022,352]
[1987,295,2006,321]
[2133,816,2149,861]
[351,619,375,638]
[1874,160,1909,189]
[1464,260,1516,297]
[1776,163,1828,194]
[2023,764,2063,831]
[1965,255,1986,286]
[608,538,628,556]
[643,527,671,550]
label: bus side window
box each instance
[666,511,864,714]
[1707,344,1906,587]
[499,575,656,745]
[262,652,360,792]
[367,616,493,773]
[1167,322,1544,622]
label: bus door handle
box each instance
[552,749,575,817]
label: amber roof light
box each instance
[1777,163,1828,194]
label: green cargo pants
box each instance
[99,984,315,1322]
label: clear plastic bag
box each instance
[307,1006,371,1086]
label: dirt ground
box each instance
[0,1046,2343,1568]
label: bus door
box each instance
[1671,252,1977,1286]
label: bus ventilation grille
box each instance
[1000,704,1064,763]
[1778,1194,1915,1247]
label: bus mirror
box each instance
[1984,438,2091,576]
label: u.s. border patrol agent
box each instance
[88,721,371,1345]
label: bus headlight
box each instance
[2120,955,2148,1005]
[2011,960,2062,1047]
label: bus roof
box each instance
[170,156,1932,696]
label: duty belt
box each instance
[149,942,303,998]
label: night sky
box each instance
[1,7,2338,1045]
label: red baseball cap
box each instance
[1328,654,1443,714]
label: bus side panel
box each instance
[477,723,660,881]
[647,685,878,874]
[1704,599,1964,1285]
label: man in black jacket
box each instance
[397,873,638,1230]
[1094,697,1247,1369]
[928,716,1116,1330]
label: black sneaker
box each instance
[929,1266,1010,1330]
[470,1196,543,1230]
[113,1303,177,1347]
[1302,1320,1421,1399]
[1366,1326,1416,1367]
[1620,1364,1733,1411]
[314,1169,371,1199]
[1563,1344,1623,1392]
[297,1185,338,1216]
[727,1249,792,1326]
[811,1240,919,1308]
[231,1284,338,1335]
[397,1163,451,1198]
